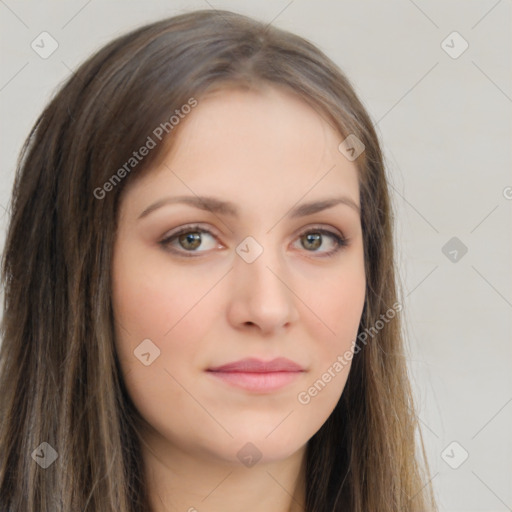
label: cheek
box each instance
[295,252,365,405]
[318,276,365,335]
[112,244,218,345]
[111,252,222,449]
[297,251,366,348]
[111,245,228,405]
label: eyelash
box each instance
[159,223,348,259]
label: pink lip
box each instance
[208,357,304,373]
[206,357,305,392]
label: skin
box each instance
[112,85,366,512]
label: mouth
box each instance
[206,357,306,393]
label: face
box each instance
[112,85,366,466]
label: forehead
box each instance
[172,85,342,161]
[121,85,360,218]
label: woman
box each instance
[0,9,438,512]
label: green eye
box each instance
[295,229,347,256]
[160,224,347,258]
[160,225,218,255]
[177,232,202,251]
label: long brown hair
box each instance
[0,9,438,511]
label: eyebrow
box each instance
[138,194,360,220]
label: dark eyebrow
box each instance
[138,194,360,220]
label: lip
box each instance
[206,357,305,393]
[207,357,304,373]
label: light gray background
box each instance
[0,1,511,511]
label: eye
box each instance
[159,224,348,258]
[292,227,348,257]
[159,224,221,256]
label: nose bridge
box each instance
[235,233,287,296]
[229,233,298,331]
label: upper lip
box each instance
[207,357,305,373]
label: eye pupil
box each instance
[164,227,343,258]
[179,232,201,250]
[302,233,321,250]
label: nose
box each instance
[226,240,300,336]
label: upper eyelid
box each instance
[162,223,345,242]
[159,224,348,260]
[162,223,219,241]
[160,226,347,260]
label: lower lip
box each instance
[206,371,303,392]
